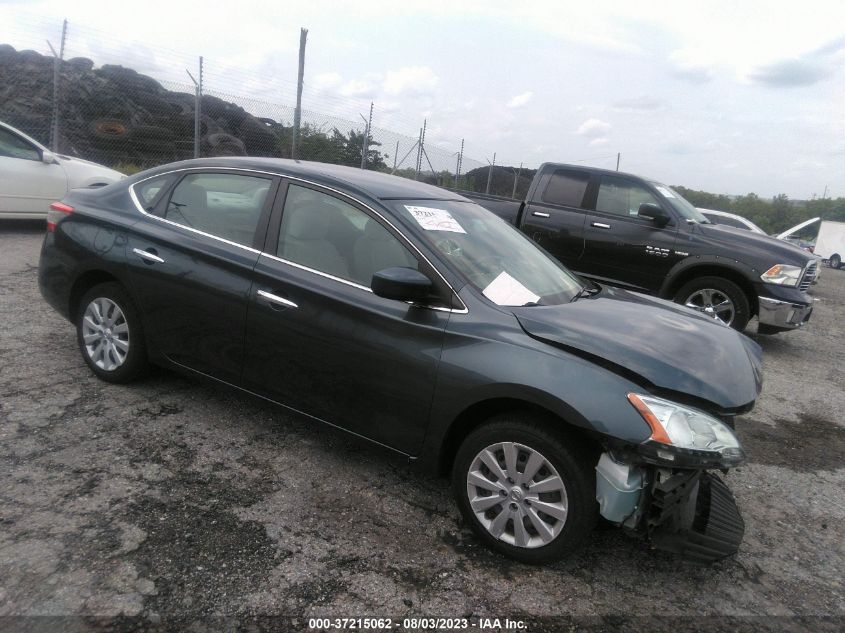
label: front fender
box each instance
[415,322,653,472]
[658,254,758,298]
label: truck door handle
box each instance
[132,247,165,264]
[257,289,298,309]
[591,222,611,229]
[532,211,551,218]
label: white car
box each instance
[0,120,124,219]
[698,208,767,234]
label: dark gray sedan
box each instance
[39,158,761,564]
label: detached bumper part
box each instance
[647,471,745,563]
[757,295,812,330]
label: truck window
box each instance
[541,169,590,207]
[596,175,660,217]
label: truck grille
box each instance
[799,261,818,291]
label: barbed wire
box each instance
[1,11,619,199]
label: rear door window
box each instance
[134,175,174,211]
[541,169,591,207]
[165,172,272,246]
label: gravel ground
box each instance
[1,221,843,631]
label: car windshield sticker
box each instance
[482,271,541,306]
[655,186,676,198]
[404,205,467,234]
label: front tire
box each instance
[830,254,841,270]
[452,413,598,564]
[76,282,149,383]
[673,276,750,331]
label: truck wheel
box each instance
[76,283,150,383]
[830,254,841,269]
[673,276,750,331]
[452,413,597,564]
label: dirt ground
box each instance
[1,221,843,632]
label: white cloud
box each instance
[313,72,342,90]
[589,138,609,147]
[506,91,534,108]
[383,66,439,95]
[339,79,377,97]
[576,118,612,137]
[668,49,715,83]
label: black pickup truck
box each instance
[463,163,817,333]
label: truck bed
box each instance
[456,190,523,225]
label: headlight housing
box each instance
[627,393,745,467]
[760,264,802,287]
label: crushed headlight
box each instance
[760,264,802,287]
[627,393,745,467]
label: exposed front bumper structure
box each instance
[647,471,745,564]
[758,295,813,330]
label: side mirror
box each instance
[41,150,58,164]
[638,203,671,227]
[371,267,433,302]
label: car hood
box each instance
[696,222,813,264]
[57,155,124,186]
[777,217,821,240]
[512,286,763,412]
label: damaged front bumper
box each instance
[596,454,745,563]
[647,469,745,563]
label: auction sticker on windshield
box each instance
[404,205,466,233]
[483,271,540,306]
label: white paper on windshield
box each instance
[404,205,466,233]
[483,271,541,306]
[655,185,676,198]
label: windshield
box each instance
[650,182,709,223]
[393,200,583,306]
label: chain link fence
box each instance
[1,15,540,198]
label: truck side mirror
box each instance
[638,203,671,227]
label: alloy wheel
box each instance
[82,298,130,371]
[466,442,568,549]
[684,288,735,325]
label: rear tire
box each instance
[673,276,750,331]
[451,413,598,564]
[76,282,149,383]
[830,254,841,270]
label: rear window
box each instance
[541,169,590,207]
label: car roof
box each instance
[540,161,663,183]
[133,157,470,203]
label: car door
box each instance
[581,174,678,292]
[0,126,67,215]
[125,169,278,384]
[519,167,592,270]
[242,181,451,454]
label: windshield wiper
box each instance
[570,285,601,302]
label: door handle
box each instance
[257,289,298,309]
[591,222,611,229]
[532,211,551,218]
[132,247,165,264]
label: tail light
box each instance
[47,202,74,232]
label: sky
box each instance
[3,0,845,198]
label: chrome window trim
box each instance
[128,172,263,255]
[128,166,468,314]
